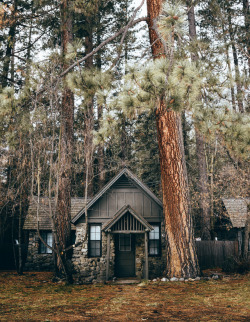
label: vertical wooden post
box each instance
[106,232,111,281]
[145,231,149,280]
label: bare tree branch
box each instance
[59,17,148,78]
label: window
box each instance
[39,231,53,254]
[89,225,101,257]
[119,234,131,251]
[149,225,160,256]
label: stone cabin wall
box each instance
[72,222,167,283]
[24,222,167,281]
[24,231,54,271]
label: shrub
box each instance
[222,256,250,274]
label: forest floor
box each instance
[0,271,249,321]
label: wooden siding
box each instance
[196,240,239,269]
[87,187,162,222]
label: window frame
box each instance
[39,231,53,254]
[88,224,102,257]
[148,224,161,257]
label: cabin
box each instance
[215,198,249,253]
[23,168,166,282]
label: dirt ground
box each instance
[0,271,249,321]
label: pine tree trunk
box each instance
[186,2,211,240]
[96,26,105,187]
[227,7,244,113]
[84,23,94,197]
[147,0,200,278]
[56,0,74,283]
[97,105,105,187]
[243,207,249,259]
[1,0,17,87]
[242,0,250,74]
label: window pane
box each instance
[89,225,101,257]
[47,232,53,253]
[90,241,101,257]
[149,240,159,255]
[119,234,131,251]
[90,225,101,240]
[149,225,160,240]
[40,232,53,254]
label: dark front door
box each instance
[115,234,135,277]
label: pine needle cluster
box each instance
[118,57,202,117]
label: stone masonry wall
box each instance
[148,222,167,279]
[24,231,54,271]
[72,222,167,282]
[72,223,115,283]
[24,222,167,280]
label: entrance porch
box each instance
[102,205,153,281]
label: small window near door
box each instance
[149,225,160,256]
[39,231,53,254]
[89,225,101,257]
[119,234,131,251]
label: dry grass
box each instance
[0,271,249,321]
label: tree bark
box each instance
[243,205,249,259]
[187,2,211,240]
[83,22,94,197]
[1,0,17,88]
[147,0,200,278]
[227,6,244,113]
[55,0,74,283]
[242,0,250,73]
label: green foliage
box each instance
[158,1,186,42]
[66,69,113,108]
[222,256,250,274]
[195,106,250,160]
[119,58,202,116]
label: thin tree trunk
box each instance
[242,0,250,73]
[96,24,105,187]
[187,2,211,240]
[227,7,244,113]
[147,0,200,278]
[55,0,74,283]
[84,23,94,197]
[1,0,17,87]
[243,204,249,259]
[18,198,23,275]
[97,105,105,187]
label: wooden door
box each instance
[115,234,135,277]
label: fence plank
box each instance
[195,241,239,269]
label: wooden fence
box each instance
[195,240,239,269]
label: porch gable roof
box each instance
[102,204,154,233]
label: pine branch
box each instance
[60,17,148,78]
[109,0,146,69]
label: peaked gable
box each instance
[222,198,249,228]
[71,168,162,224]
[102,205,154,233]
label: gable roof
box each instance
[222,198,249,228]
[71,168,163,224]
[23,197,87,230]
[102,205,154,233]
